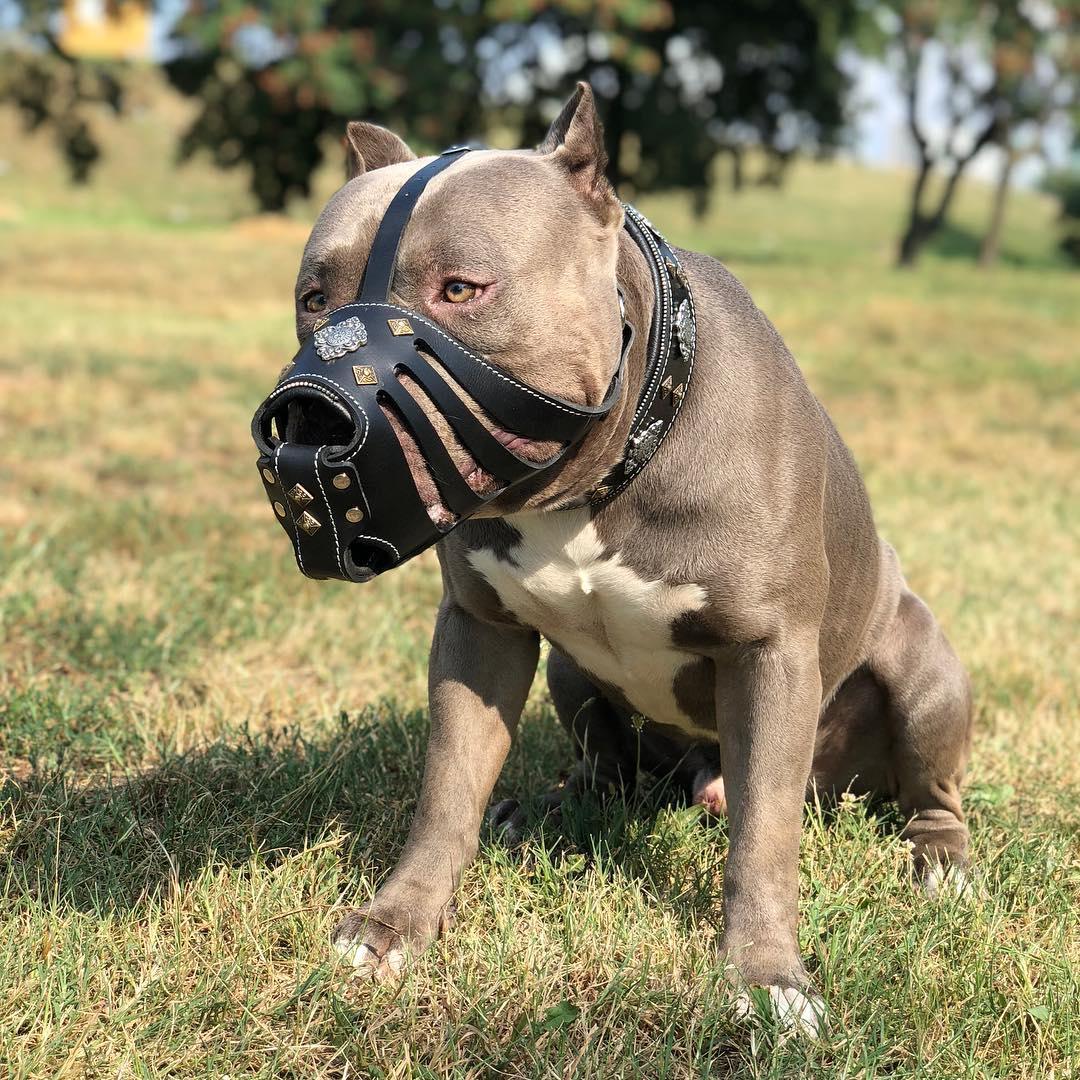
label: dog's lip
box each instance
[492,428,534,454]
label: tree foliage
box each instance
[0,0,125,182]
[874,0,1079,266]
[161,0,864,211]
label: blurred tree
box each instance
[1044,167,1080,262]
[163,0,863,213]
[482,0,863,210]
[164,2,490,211]
[976,5,1078,267]
[0,0,127,182]
[875,0,1079,268]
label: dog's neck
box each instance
[520,227,655,513]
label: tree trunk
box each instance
[897,119,999,267]
[730,146,744,192]
[897,158,932,267]
[978,150,1016,268]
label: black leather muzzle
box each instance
[251,147,628,582]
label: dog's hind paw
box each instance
[485,798,527,845]
[734,984,827,1038]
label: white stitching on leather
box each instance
[314,445,344,577]
[353,535,400,560]
[268,376,370,451]
[274,443,305,576]
[328,302,591,418]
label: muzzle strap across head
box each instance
[252,145,629,583]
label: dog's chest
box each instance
[467,511,709,731]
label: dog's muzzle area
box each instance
[250,147,628,583]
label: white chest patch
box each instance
[467,510,709,732]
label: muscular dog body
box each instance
[293,86,971,1029]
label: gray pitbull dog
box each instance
[292,85,972,1030]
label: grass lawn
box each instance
[0,90,1077,1078]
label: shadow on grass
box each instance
[0,704,726,922]
[0,708,429,913]
[925,221,1067,270]
[4,698,1062,934]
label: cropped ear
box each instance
[539,82,620,227]
[344,122,417,180]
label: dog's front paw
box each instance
[733,983,827,1037]
[331,898,452,982]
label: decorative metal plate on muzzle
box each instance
[313,316,368,361]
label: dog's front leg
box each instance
[716,638,825,1034]
[333,600,539,979]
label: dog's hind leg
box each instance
[487,648,641,837]
[867,582,973,889]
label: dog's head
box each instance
[297,83,626,518]
[252,84,639,581]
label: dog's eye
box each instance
[303,291,327,313]
[443,281,477,304]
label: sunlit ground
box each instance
[0,84,1077,1077]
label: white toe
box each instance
[923,863,979,900]
[735,984,827,1037]
[332,938,405,976]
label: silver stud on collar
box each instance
[675,298,695,361]
[624,419,664,475]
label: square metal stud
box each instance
[288,483,313,507]
[353,365,378,386]
[296,511,321,536]
[671,382,685,405]
[387,318,414,336]
[312,315,329,331]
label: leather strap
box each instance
[588,204,697,506]
[357,147,472,302]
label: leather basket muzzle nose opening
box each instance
[254,384,361,458]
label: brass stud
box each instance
[660,375,673,400]
[297,511,321,536]
[313,315,329,331]
[387,318,414,336]
[332,473,351,490]
[353,364,377,386]
[273,501,286,518]
[262,467,276,484]
[671,383,685,405]
[288,483,313,507]
[345,507,364,524]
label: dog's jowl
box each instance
[253,83,972,1034]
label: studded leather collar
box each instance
[588,204,696,507]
